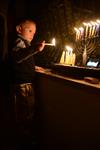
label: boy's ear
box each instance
[16,25,21,33]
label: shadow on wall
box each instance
[0,13,12,147]
[0,13,9,92]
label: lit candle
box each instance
[66,46,73,55]
[79,27,84,40]
[96,20,100,36]
[71,53,76,66]
[60,51,65,64]
[91,25,96,37]
[65,51,70,64]
[89,25,92,37]
[95,23,100,36]
[45,43,55,46]
[85,24,89,38]
[87,23,92,38]
[83,22,88,38]
[74,28,80,41]
[45,38,56,46]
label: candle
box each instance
[45,38,56,46]
[91,25,96,37]
[65,52,70,64]
[79,27,84,40]
[74,28,80,41]
[85,25,89,38]
[60,51,65,64]
[95,23,100,36]
[89,26,92,37]
[45,43,55,46]
[71,53,76,66]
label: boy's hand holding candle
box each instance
[37,40,46,52]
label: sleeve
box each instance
[11,39,39,63]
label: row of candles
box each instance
[60,46,76,66]
[74,19,100,41]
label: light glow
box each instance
[65,46,73,54]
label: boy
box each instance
[8,18,45,148]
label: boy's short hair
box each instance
[15,17,36,27]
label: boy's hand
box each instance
[35,66,45,72]
[38,40,45,52]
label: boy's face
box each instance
[17,21,36,42]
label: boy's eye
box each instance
[24,28,32,32]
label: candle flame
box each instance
[65,46,73,53]
[88,23,92,27]
[96,20,100,24]
[74,27,79,32]
[83,22,88,26]
[52,38,56,46]
[79,27,84,32]
[90,21,96,26]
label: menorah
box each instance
[74,20,100,66]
